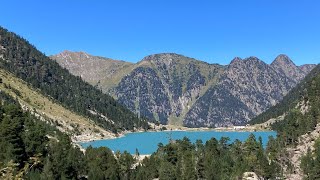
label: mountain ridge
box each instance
[271,54,306,83]
[52,50,316,127]
[184,55,300,127]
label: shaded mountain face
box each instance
[250,64,320,125]
[52,51,315,127]
[52,52,224,125]
[115,53,224,124]
[184,57,299,127]
[116,67,171,124]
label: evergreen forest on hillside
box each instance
[0,27,149,133]
[0,91,281,179]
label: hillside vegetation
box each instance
[0,27,149,133]
[0,90,134,179]
[0,68,114,141]
[250,64,320,178]
[0,90,282,179]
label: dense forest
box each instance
[0,91,282,179]
[0,27,149,133]
[135,135,282,180]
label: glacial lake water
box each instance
[80,130,277,155]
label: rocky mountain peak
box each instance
[50,51,132,88]
[229,56,266,69]
[141,53,179,61]
[271,54,305,82]
[139,53,199,69]
[59,49,72,54]
[54,50,92,60]
[243,56,264,64]
[271,54,296,67]
[230,57,242,65]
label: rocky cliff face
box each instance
[52,51,315,127]
[184,56,303,127]
[299,64,317,74]
[115,53,224,124]
[116,66,171,124]
[270,54,306,83]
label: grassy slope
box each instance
[0,68,115,141]
[51,51,136,95]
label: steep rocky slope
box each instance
[299,64,317,74]
[52,51,315,127]
[184,56,302,127]
[249,65,320,179]
[115,53,224,124]
[52,52,225,125]
[271,54,308,83]
[249,64,320,126]
[285,124,320,179]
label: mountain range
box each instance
[1,26,320,179]
[51,51,316,127]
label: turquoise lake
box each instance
[80,131,277,155]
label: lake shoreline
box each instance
[77,129,276,155]
[74,124,268,143]
[73,122,272,154]
[72,124,271,146]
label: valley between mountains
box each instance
[52,51,315,128]
[2,26,320,179]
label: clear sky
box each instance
[1,0,319,65]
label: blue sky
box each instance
[1,0,319,65]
